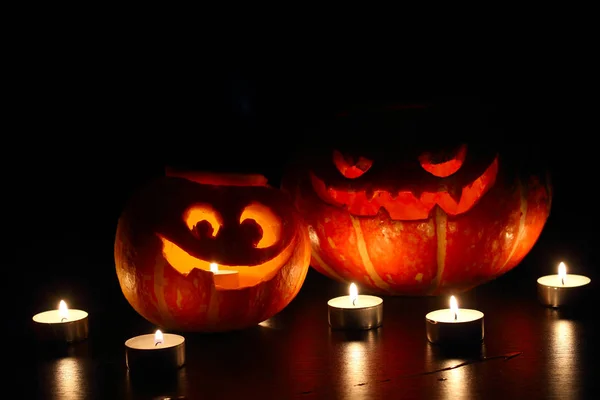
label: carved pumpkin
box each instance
[115,169,311,332]
[282,104,552,296]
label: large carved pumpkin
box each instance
[282,104,552,296]
[115,169,311,332]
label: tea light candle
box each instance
[32,300,89,343]
[328,283,383,330]
[425,296,484,345]
[537,262,591,308]
[125,330,185,372]
[210,263,239,288]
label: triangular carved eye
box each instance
[418,144,467,178]
[332,150,373,179]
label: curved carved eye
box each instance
[239,203,281,248]
[184,204,222,239]
[332,149,373,179]
[418,144,467,178]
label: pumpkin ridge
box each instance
[349,215,392,293]
[497,177,527,275]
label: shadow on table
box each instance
[33,338,91,361]
[425,341,486,361]
[328,327,383,342]
[126,367,187,399]
[542,303,594,321]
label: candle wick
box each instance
[61,317,68,322]
[352,298,356,306]
[155,341,162,347]
[454,312,457,321]
[561,277,564,285]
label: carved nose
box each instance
[239,219,263,248]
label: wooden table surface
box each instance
[6,233,598,400]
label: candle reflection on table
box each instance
[258,317,285,330]
[54,357,84,400]
[338,330,379,398]
[444,366,468,400]
[549,319,576,399]
[125,365,188,400]
[424,341,485,400]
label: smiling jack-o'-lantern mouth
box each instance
[158,234,295,288]
[310,155,499,220]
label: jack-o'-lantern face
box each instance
[309,143,499,220]
[145,175,299,287]
[305,104,500,220]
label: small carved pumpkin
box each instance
[283,104,552,296]
[115,169,311,332]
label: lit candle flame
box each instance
[558,262,567,285]
[450,295,458,321]
[58,300,69,321]
[154,329,164,346]
[349,283,358,306]
[210,263,219,273]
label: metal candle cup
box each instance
[537,275,591,307]
[328,296,383,330]
[425,296,484,345]
[125,331,185,372]
[32,300,89,343]
[537,262,591,308]
[328,283,383,330]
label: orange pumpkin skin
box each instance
[282,107,552,296]
[115,172,311,332]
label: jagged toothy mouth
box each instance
[310,156,499,220]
